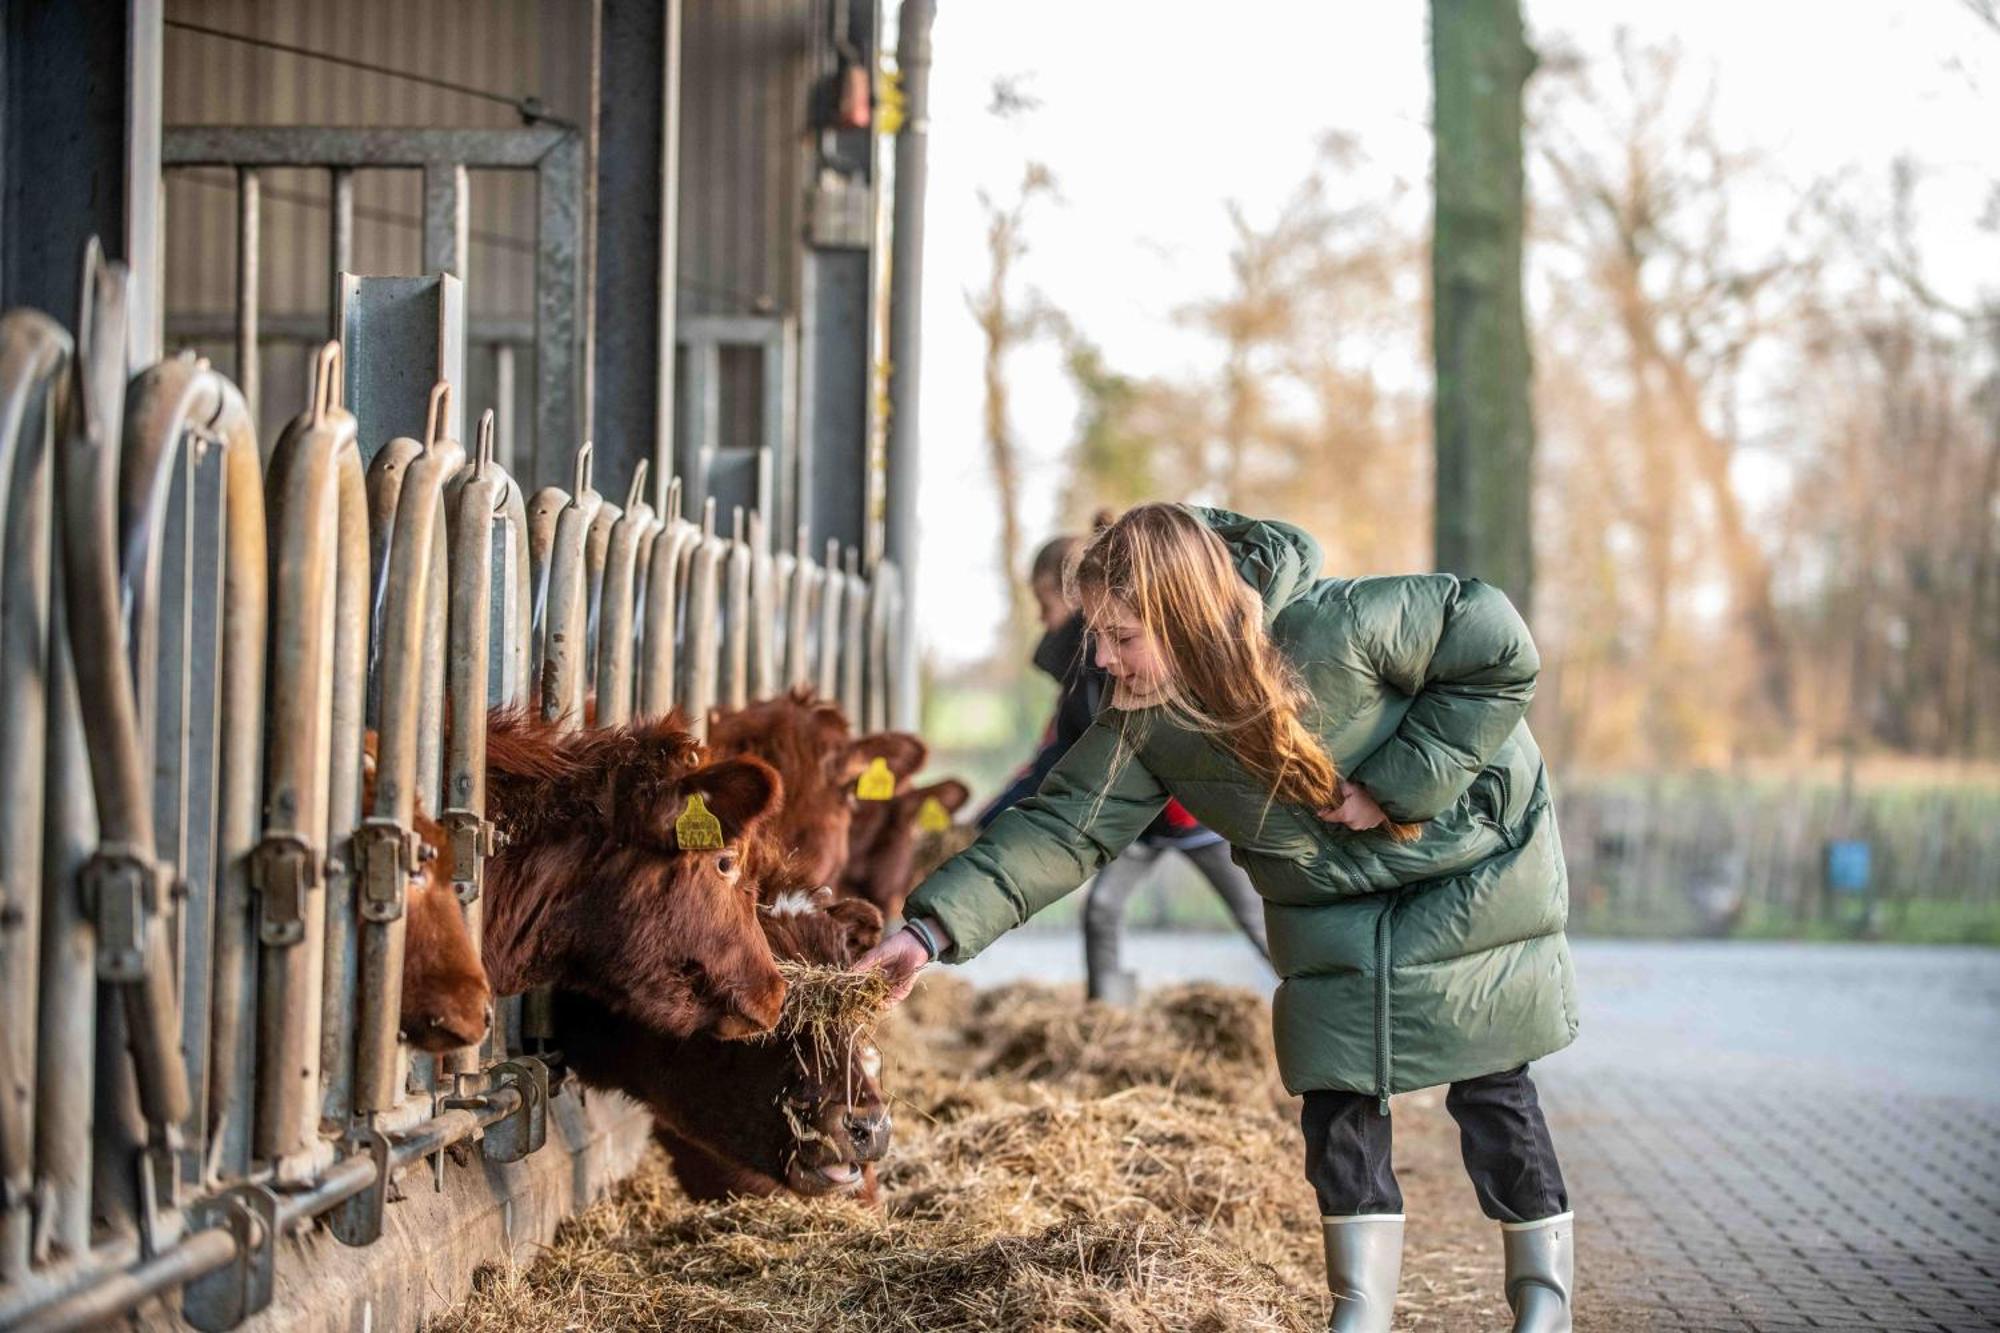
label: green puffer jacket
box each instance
[905,506,1578,1100]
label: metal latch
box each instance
[355,818,420,922]
[250,832,319,947]
[440,808,498,904]
[83,843,163,980]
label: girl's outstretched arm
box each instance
[1344,574,1540,823]
[899,713,1167,963]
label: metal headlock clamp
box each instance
[355,817,423,922]
[249,832,319,946]
[439,808,501,904]
[83,841,166,980]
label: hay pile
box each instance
[431,976,1514,1332]
[770,959,894,1069]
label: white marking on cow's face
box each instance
[859,1044,882,1080]
[766,888,821,918]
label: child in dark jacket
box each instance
[978,528,1269,1002]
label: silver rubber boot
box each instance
[1502,1212,1574,1333]
[1321,1213,1403,1333]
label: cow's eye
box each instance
[714,849,741,880]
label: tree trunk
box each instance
[1430,0,1538,616]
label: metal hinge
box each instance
[249,832,319,947]
[355,818,421,922]
[83,842,164,980]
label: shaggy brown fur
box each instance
[481,707,789,1040]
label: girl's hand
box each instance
[1317,781,1389,832]
[854,917,953,1007]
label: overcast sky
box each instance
[909,0,2000,670]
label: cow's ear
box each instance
[924,779,972,813]
[680,756,782,841]
[845,731,927,782]
[822,894,884,960]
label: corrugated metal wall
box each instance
[675,0,816,322]
[161,0,831,456]
[161,0,588,430]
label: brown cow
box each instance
[839,776,973,922]
[481,707,789,1040]
[707,690,925,886]
[360,737,492,1054]
[558,882,893,1202]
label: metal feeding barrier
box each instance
[0,241,907,1332]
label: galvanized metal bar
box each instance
[328,169,355,338]
[235,169,260,429]
[422,162,470,283]
[58,243,191,1145]
[117,354,267,1192]
[199,380,267,1187]
[539,443,599,726]
[865,560,897,734]
[748,512,777,701]
[682,500,725,739]
[441,412,515,1076]
[256,343,360,1168]
[784,528,817,691]
[636,512,699,720]
[525,485,565,697]
[593,462,653,726]
[723,514,751,711]
[163,125,570,170]
[840,548,866,722]
[309,440,370,1145]
[582,491,622,697]
[356,384,465,1117]
[0,311,68,1280]
[493,345,517,477]
[817,540,843,702]
[533,132,584,493]
[36,549,96,1263]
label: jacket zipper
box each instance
[1374,907,1392,1115]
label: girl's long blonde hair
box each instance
[1069,503,1343,815]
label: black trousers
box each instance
[1301,1064,1569,1224]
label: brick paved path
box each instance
[976,933,2000,1330]
[1536,942,2000,1333]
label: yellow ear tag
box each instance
[856,757,896,801]
[675,793,725,850]
[917,795,952,833]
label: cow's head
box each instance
[763,885,891,1196]
[481,708,788,1040]
[841,777,973,922]
[707,691,926,884]
[554,884,892,1202]
[399,807,492,1053]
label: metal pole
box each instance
[235,169,260,430]
[883,0,934,730]
[658,0,683,514]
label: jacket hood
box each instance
[1187,505,1323,619]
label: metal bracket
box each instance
[439,808,497,904]
[135,1136,180,1260]
[327,1124,392,1247]
[250,832,319,946]
[83,843,163,979]
[355,818,419,923]
[181,1183,279,1331]
[478,1058,549,1163]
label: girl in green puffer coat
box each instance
[859,502,1578,1333]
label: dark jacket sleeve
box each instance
[1343,575,1540,823]
[904,713,1168,962]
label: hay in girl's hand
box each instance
[771,959,894,1065]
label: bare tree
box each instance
[967,158,1057,641]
